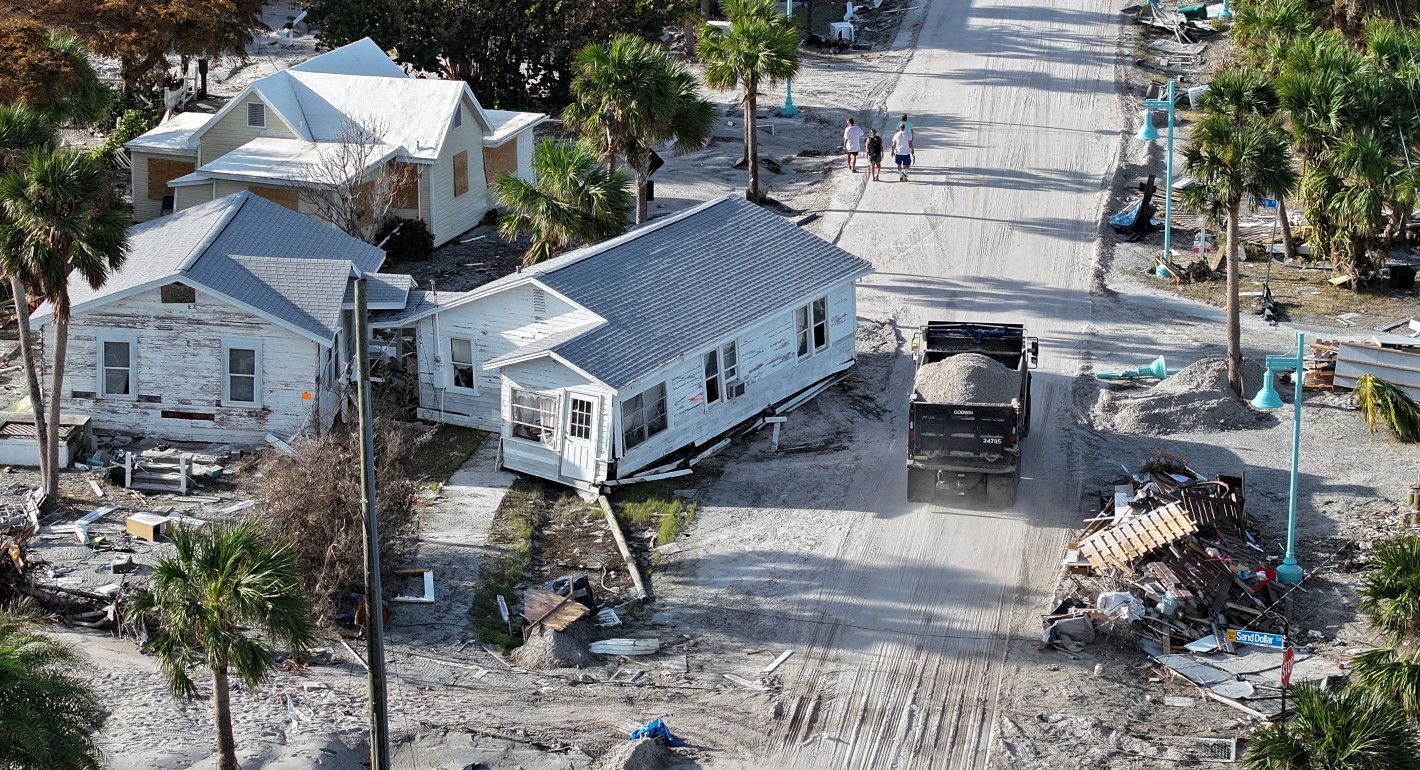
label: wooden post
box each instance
[354,278,391,769]
[597,495,648,599]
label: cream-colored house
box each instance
[126,38,544,246]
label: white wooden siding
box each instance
[498,357,613,486]
[427,100,490,245]
[615,280,859,474]
[199,100,299,164]
[411,282,598,431]
[516,132,535,180]
[43,286,329,444]
[174,183,215,211]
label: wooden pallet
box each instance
[1077,502,1198,573]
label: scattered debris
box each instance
[589,638,661,656]
[761,649,794,674]
[1090,358,1263,435]
[391,568,435,604]
[511,625,594,669]
[521,587,590,633]
[595,608,623,627]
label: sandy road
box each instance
[741,0,1123,767]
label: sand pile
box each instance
[1090,358,1263,435]
[510,626,594,669]
[914,353,1018,403]
[597,738,682,770]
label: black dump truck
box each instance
[907,321,1038,507]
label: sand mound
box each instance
[597,738,681,770]
[510,626,594,669]
[914,353,1018,403]
[1090,358,1263,435]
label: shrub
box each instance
[374,216,434,262]
[91,108,159,168]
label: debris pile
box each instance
[512,624,594,669]
[913,353,1017,403]
[1091,358,1262,435]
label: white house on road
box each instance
[30,192,414,444]
[373,196,873,492]
[125,38,544,246]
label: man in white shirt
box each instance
[891,123,912,181]
[843,117,865,173]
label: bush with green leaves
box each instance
[374,216,435,262]
[0,607,105,770]
[91,108,158,168]
[1244,684,1420,769]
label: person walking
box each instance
[865,128,883,181]
[843,117,864,173]
[891,123,912,181]
[899,113,916,164]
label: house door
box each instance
[559,391,601,483]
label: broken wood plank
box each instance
[339,639,369,671]
[724,673,769,691]
[761,650,795,675]
[596,495,648,599]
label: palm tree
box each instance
[1244,684,1420,769]
[494,138,633,266]
[40,31,112,127]
[0,606,105,770]
[128,523,317,770]
[1181,71,1297,396]
[1360,536,1420,642]
[699,0,800,203]
[0,148,129,498]
[564,35,715,223]
[1353,646,1420,720]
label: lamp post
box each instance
[1219,0,1234,21]
[782,0,799,117]
[1251,330,1306,585]
[1138,80,1177,275]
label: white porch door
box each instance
[559,391,601,483]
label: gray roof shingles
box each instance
[536,196,871,389]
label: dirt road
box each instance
[680,0,1124,767]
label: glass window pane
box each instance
[813,298,827,325]
[722,343,736,371]
[104,341,129,367]
[703,351,718,378]
[228,348,256,376]
[453,363,474,389]
[451,338,472,364]
[104,369,130,395]
[798,331,809,357]
[814,321,828,350]
[795,306,808,333]
[230,375,255,403]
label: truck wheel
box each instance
[908,469,936,503]
[985,473,1017,508]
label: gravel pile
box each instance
[1090,358,1263,435]
[510,626,594,669]
[597,738,682,770]
[914,353,1018,403]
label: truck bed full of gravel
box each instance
[913,353,1019,404]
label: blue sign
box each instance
[1227,629,1286,649]
[1262,198,1279,209]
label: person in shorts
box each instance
[865,128,884,181]
[891,123,912,181]
[843,117,864,173]
[899,113,915,163]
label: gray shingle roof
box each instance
[343,272,414,309]
[536,196,871,388]
[35,192,394,342]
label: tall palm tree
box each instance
[1244,684,1420,769]
[564,35,715,223]
[1181,72,1297,396]
[699,0,800,203]
[0,607,105,770]
[40,30,112,127]
[494,138,633,266]
[0,148,129,498]
[128,523,317,770]
[0,105,57,493]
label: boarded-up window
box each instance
[248,184,299,210]
[392,164,418,209]
[160,283,196,304]
[452,150,469,197]
[247,102,265,128]
[147,158,195,200]
[483,141,518,187]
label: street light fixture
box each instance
[1251,331,1307,585]
[1138,81,1177,276]
[782,0,799,117]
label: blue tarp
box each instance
[630,718,685,747]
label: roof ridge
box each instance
[525,195,737,280]
[177,194,251,274]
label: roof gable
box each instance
[290,38,407,78]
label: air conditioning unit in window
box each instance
[726,379,746,400]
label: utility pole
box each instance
[354,277,391,769]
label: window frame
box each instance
[509,387,559,448]
[448,337,477,393]
[703,349,722,405]
[621,382,668,452]
[721,340,739,383]
[246,101,266,128]
[452,150,469,197]
[566,396,594,441]
[452,104,462,128]
[221,337,263,408]
[96,331,138,400]
[794,297,830,359]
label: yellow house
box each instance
[126,38,544,246]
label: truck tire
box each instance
[985,473,1017,508]
[908,468,936,503]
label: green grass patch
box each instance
[467,479,545,650]
[612,481,689,529]
[417,425,487,484]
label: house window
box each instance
[510,388,558,447]
[222,339,262,407]
[568,397,593,440]
[703,350,722,405]
[449,338,475,390]
[794,297,829,359]
[621,382,667,451]
[721,340,739,382]
[97,334,136,399]
[160,283,196,304]
[453,105,462,128]
[246,102,265,128]
[453,150,469,197]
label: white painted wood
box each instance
[427,104,490,245]
[173,182,215,211]
[559,389,601,483]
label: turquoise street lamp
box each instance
[1219,0,1234,21]
[782,0,799,117]
[1138,81,1177,276]
[1251,331,1307,585]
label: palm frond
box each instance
[1353,374,1420,441]
[1359,535,1420,641]
[1353,646,1420,718]
[1243,684,1420,770]
[0,609,105,770]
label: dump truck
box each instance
[907,321,1038,507]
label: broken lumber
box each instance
[597,495,648,599]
